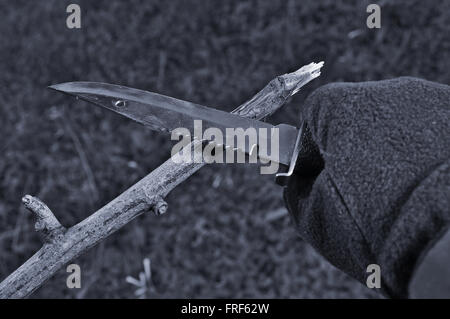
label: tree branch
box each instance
[0,62,323,298]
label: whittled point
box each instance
[232,61,324,119]
[281,61,324,96]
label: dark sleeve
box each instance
[284,77,450,298]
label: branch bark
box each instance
[0,62,323,298]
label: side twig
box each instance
[0,62,323,298]
[22,195,66,244]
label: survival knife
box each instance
[49,82,322,186]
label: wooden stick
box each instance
[0,62,323,298]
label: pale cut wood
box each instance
[0,62,323,298]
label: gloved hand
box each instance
[284,77,450,298]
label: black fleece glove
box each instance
[284,77,450,298]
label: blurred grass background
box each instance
[0,0,448,298]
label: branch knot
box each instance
[145,195,168,216]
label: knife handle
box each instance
[275,122,323,186]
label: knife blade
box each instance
[49,82,300,168]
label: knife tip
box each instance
[48,83,68,92]
[48,82,86,97]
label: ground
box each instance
[0,0,448,298]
